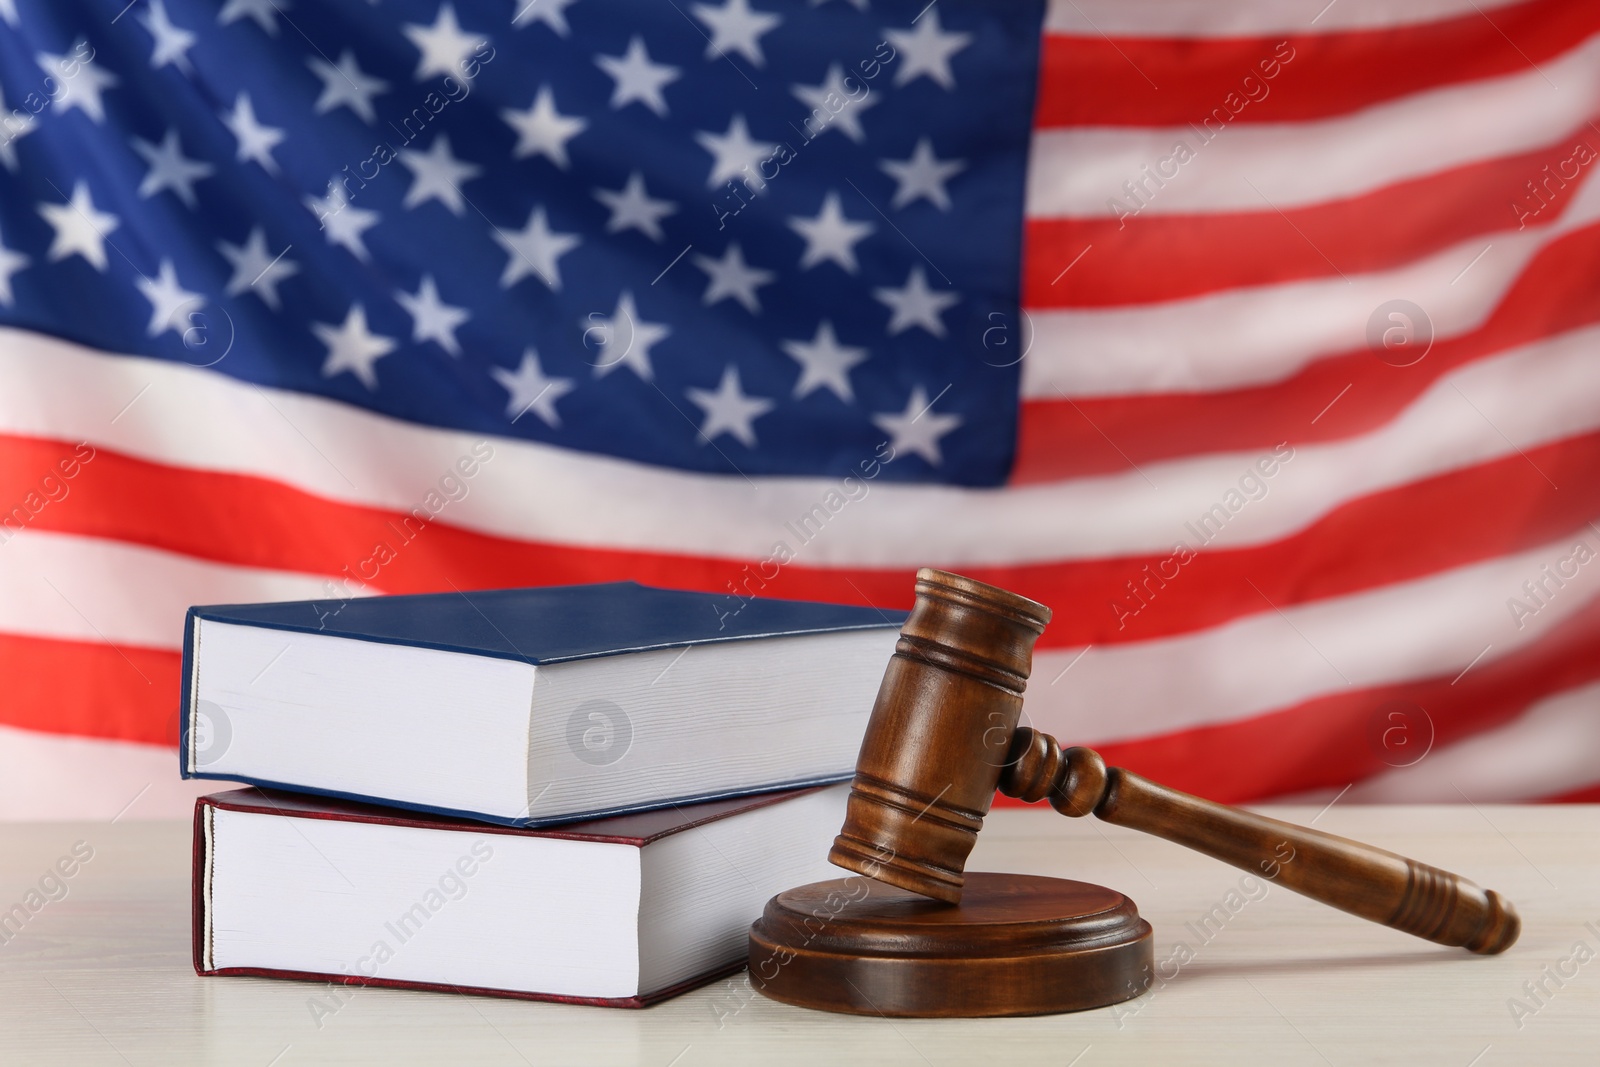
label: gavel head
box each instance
[828,568,1051,904]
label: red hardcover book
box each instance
[193,785,846,1008]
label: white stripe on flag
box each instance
[1027,529,1600,745]
[0,724,207,820]
[1022,174,1600,397]
[1,324,1597,565]
[1025,34,1600,218]
[0,529,365,649]
[12,522,1595,762]
[1330,679,1600,802]
[6,524,1593,811]
[1043,0,1529,37]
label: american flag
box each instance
[1,0,1596,819]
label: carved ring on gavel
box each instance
[749,568,1520,1018]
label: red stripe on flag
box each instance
[0,434,769,598]
[1021,129,1591,308]
[1015,221,1600,480]
[1543,781,1600,801]
[998,585,1600,806]
[0,632,179,745]
[11,559,1595,782]
[1,429,1593,650]
[1010,443,1591,647]
[1035,0,1597,128]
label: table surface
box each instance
[1,804,1595,1065]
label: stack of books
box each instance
[183,581,903,1007]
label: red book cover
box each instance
[193,786,827,1008]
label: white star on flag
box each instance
[403,4,488,82]
[595,172,676,241]
[872,385,962,466]
[306,179,381,262]
[790,191,874,272]
[696,114,774,189]
[139,0,197,73]
[688,365,774,447]
[588,290,668,380]
[218,227,299,310]
[223,94,286,174]
[596,36,680,117]
[874,265,959,336]
[135,259,201,338]
[132,129,214,208]
[37,43,118,123]
[308,50,389,123]
[885,10,972,89]
[494,206,581,290]
[396,275,471,357]
[219,0,286,36]
[502,87,588,168]
[38,182,120,271]
[0,86,35,171]
[782,320,868,402]
[792,64,879,142]
[491,349,575,426]
[512,0,579,35]
[881,138,965,210]
[692,0,782,66]
[398,135,482,215]
[315,304,398,390]
[694,243,775,314]
[0,229,27,306]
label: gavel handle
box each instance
[999,729,1519,954]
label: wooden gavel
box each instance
[828,568,1520,955]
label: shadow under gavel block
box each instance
[749,569,1519,1018]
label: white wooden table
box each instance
[1,805,1595,1065]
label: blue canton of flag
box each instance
[0,0,1044,485]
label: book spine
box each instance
[190,797,211,975]
[177,610,199,779]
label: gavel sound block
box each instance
[749,569,1520,1018]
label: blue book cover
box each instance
[182,580,903,662]
[179,581,904,826]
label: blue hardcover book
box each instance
[180,582,903,826]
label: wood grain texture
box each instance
[1002,729,1520,954]
[831,569,1519,957]
[0,806,1594,1065]
[828,569,1051,904]
[749,873,1152,1016]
